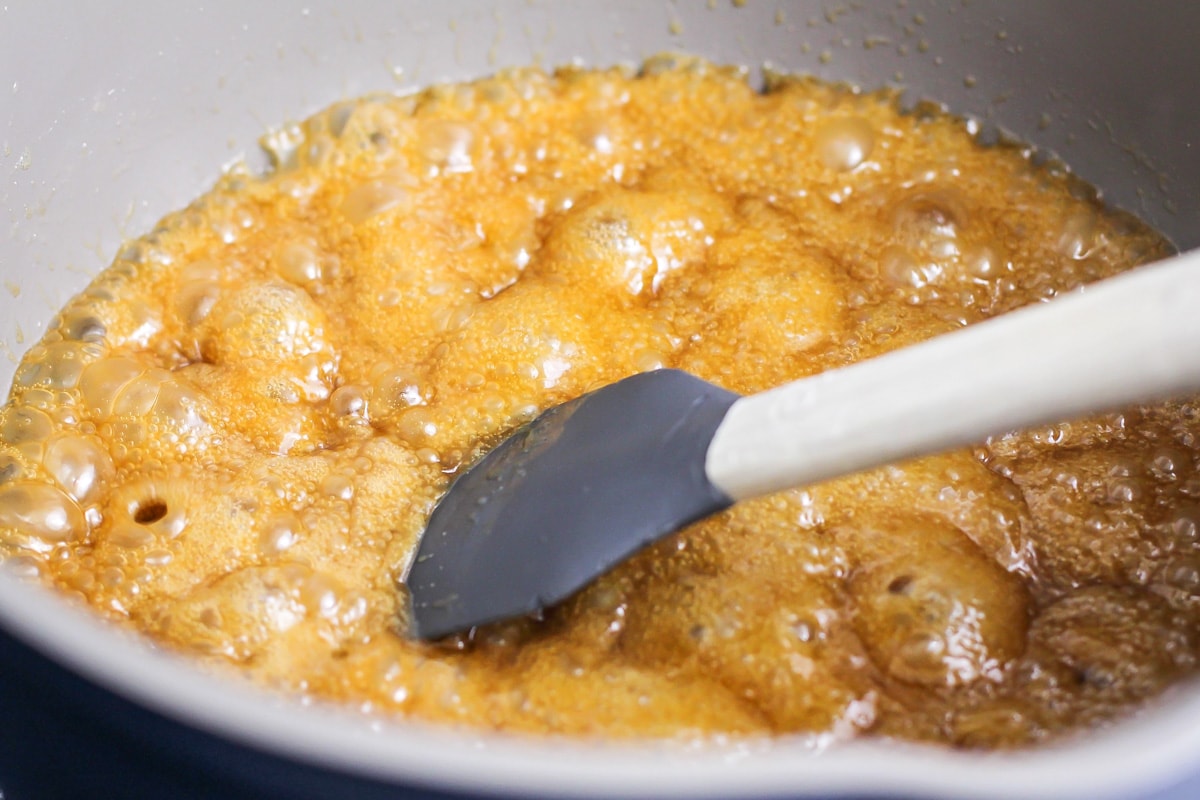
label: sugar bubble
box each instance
[42,434,114,504]
[0,482,86,552]
[814,116,875,172]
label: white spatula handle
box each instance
[705,251,1200,502]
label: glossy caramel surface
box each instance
[0,57,1190,747]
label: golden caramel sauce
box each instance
[0,56,1192,747]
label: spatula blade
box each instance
[405,369,738,640]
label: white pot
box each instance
[1,2,1198,798]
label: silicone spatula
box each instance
[406,250,1200,639]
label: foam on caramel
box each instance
[0,56,1191,747]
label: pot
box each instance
[1,2,1199,798]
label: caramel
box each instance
[0,57,1189,748]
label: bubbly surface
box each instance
[0,57,1191,748]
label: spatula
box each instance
[405,251,1200,639]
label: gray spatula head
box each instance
[405,369,739,640]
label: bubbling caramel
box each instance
[1,56,1192,748]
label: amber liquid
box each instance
[0,56,1189,748]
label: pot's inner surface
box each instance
[2,55,1195,751]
